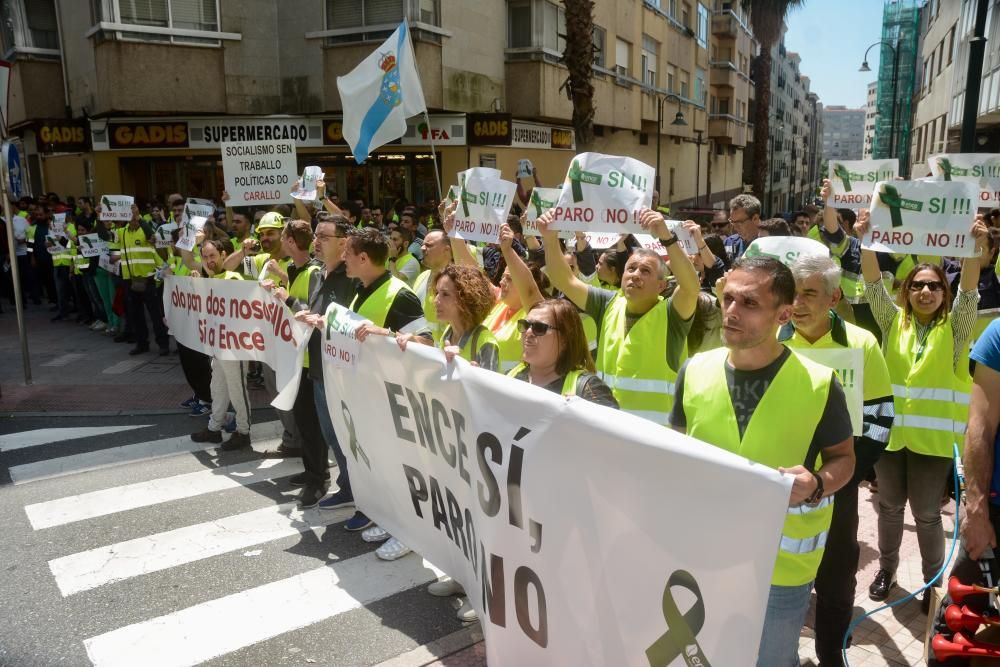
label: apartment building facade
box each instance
[863,81,877,159]
[2,0,758,213]
[822,106,866,162]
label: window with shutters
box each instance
[91,0,223,46]
[325,0,440,44]
[1,0,60,58]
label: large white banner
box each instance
[221,140,297,206]
[550,153,655,235]
[452,167,517,244]
[865,179,980,257]
[163,275,310,410]
[927,153,1000,205]
[322,336,793,666]
[828,159,898,209]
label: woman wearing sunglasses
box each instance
[855,211,989,611]
[507,299,618,407]
[397,263,500,371]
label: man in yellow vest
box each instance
[537,209,700,424]
[388,227,420,286]
[261,220,327,508]
[116,205,168,356]
[780,254,894,664]
[670,256,855,666]
[412,229,453,344]
[343,226,430,560]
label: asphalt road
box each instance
[0,412,470,667]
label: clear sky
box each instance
[783,0,888,109]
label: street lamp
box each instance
[655,93,687,194]
[860,39,900,161]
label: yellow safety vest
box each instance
[288,262,320,368]
[412,270,442,343]
[441,323,499,364]
[117,225,162,279]
[351,274,416,329]
[507,363,584,396]
[683,347,836,586]
[595,295,681,425]
[884,312,971,457]
[52,223,77,268]
[71,242,90,275]
[389,252,419,286]
[483,303,525,373]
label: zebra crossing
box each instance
[0,420,473,667]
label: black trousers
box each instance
[126,279,168,347]
[178,343,213,403]
[813,482,861,665]
[292,374,330,487]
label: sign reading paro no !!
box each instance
[221,140,298,206]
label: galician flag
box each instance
[336,22,427,164]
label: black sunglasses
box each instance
[909,280,944,292]
[517,319,559,336]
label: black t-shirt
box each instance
[670,348,852,469]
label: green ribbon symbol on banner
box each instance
[936,157,969,180]
[458,174,471,217]
[645,570,711,667]
[530,190,554,218]
[341,401,371,470]
[878,184,923,228]
[833,163,853,192]
[568,159,602,203]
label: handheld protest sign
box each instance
[45,233,68,255]
[522,187,563,237]
[793,348,864,435]
[744,236,829,267]
[292,166,323,201]
[866,179,980,258]
[99,195,134,222]
[828,159,898,209]
[549,152,654,235]
[927,153,1000,205]
[221,139,297,206]
[50,212,67,237]
[175,216,207,252]
[321,302,367,370]
[632,222,697,258]
[154,222,178,249]
[77,233,109,258]
[451,167,517,244]
[180,198,214,227]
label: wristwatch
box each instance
[660,233,679,248]
[805,470,825,506]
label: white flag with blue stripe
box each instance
[336,22,427,164]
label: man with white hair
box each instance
[779,254,894,666]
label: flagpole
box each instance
[421,112,443,204]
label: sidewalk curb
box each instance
[2,407,278,419]
[374,625,484,667]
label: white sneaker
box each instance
[91,321,106,331]
[361,525,390,542]
[428,576,465,597]
[375,537,412,561]
[456,599,478,622]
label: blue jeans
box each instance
[756,581,813,667]
[313,378,351,498]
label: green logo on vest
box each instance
[645,570,711,667]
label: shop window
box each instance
[325,0,440,44]
[1,0,60,58]
[92,0,224,45]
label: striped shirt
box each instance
[863,278,979,370]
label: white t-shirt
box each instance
[12,215,28,256]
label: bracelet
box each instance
[660,233,679,248]
[698,244,707,251]
[805,470,825,506]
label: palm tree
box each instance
[562,0,596,149]
[743,0,804,202]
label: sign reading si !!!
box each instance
[828,159,899,209]
[927,153,1000,204]
[550,152,655,234]
[468,113,512,146]
[865,179,980,257]
[221,140,298,206]
[108,122,189,149]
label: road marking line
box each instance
[41,353,86,367]
[0,425,152,452]
[49,502,354,596]
[102,359,147,375]
[83,553,444,667]
[8,421,282,485]
[25,458,302,529]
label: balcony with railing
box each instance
[709,61,739,88]
[709,113,747,146]
[712,10,738,38]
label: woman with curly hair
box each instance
[397,264,500,371]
